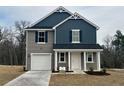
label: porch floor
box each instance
[53,70,86,74]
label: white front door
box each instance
[71,52,81,70]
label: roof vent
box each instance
[71,12,81,19]
[56,7,66,13]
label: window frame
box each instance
[86,52,94,63]
[71,29,80,43]
[59,52,66,63]
[37,31,46,44]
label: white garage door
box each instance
[31,53,51,70]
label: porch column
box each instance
[84,52,86,71]
[68,52,71,71]
[97,51,101,71]
[55,51,58,71]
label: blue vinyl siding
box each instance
[31,12,71,28]
[56,19,96,44]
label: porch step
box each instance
[73,70,86,74]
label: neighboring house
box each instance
[25,6,103,72]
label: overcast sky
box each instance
[0,6,124,44]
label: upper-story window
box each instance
[38,32,45,42]
[35,31,48,44]
[72,29,80,43]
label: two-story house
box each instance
[25,6,103,72]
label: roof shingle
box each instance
[53,44,102,49]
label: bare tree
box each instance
[0,26,11,42]
[101,35,115,68]
[103,35,113,50]
[0,26,17,65]
[14,21,30,65]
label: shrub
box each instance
[102,68,106,73]
[23,66,26,71]
[89,67,94,72]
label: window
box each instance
[87,52,93,63]
[38,31,45,43]
[59,53,66,62]
[72,29,80,43]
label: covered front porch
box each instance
[53,49,102,72]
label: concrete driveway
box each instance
[4,71,51,86]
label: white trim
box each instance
[74,12,100,30]
[55,6,73,14]
[55,51,58,71]
[59,52,66,63]
[86,52,94,63]
[53,49,103,52]
[97,51,101,71]
[53,12,100,30]
[84,52,86,71]
[72,41,80,43]
[68,52,71,71]
[72,29,80,31]
[37,30,45,32]
[37,42,46,44]
[53,16,72,29]
[24,29,53,31]
[31,53,52,56]
[54,28,56,44]
[86,61,95,63]
[28,6,73,28]
[25,29,28,70]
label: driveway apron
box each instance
[4,71,51,86]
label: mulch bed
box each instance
[85,71,110,76]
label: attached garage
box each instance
[31,53,51,70]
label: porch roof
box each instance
[53,44,102,49]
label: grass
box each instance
[49,70,124,86]
[0,65,24,85]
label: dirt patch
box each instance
[49,70,124,86]
[0,65,24,85]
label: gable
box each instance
[30,12,71,29]
[55,19,96,44]
[53,12,99,30]
[56,19,97,31]
[27,6,72,29]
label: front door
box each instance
[71,52,81,70]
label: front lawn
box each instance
[49,70,124,86]
[0,65,24,85]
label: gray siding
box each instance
[86,52,97,70]
[56,19,96,44]
[57,52,68,71]
[81,52,97,71]
[26,30,54,70]
[31,12,71,28]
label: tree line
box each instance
[101,30,124,68]
[0,21,29,65]
[0,20,124,68]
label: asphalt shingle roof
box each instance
[53,44,102,49]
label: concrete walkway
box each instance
[5,71,51,86]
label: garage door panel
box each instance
[31,53,51,70]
